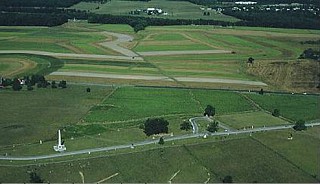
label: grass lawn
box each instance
[247,93,320,121]
[217,111,290,129]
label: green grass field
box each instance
[0,134,318,183]
[246,93,320,121]
[217,111,290,129]
[0,85,112,146]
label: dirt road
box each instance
[50,71,267,86]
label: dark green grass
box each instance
[247,93,320,121]
[0,85,113,146]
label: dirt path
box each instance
[50,71,267,86]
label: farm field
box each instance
[1,22,320,183]
[1,22,319,91]
[72,0,239,22]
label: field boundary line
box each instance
[250,136,320,182]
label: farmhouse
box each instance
[146,8,163,15]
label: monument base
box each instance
[53,145,66,152]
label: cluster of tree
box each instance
[300,39,320,45]
[168,0,217,6]
[88,14,233,32]
[298,48,320,61]
[1,75,67,91]
[207,121,219,132]
[0,7,87,14]
[142,118,169,136]
[0,0,82,8]
[222,9,320,30]
[0,12,88,26]
[203,12,211,16]
[169,0,319,6]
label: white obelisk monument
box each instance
[53,129,66,152]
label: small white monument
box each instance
[53,130,66,152]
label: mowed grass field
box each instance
[217,111,290,129]
[0,129,319,183]
[72,0,239,22]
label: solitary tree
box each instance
[86,87,91,93]
[143,118,169,136]
[272,109,280,117]
[158,137,164,145]
[259,88,264,95]
[207,121,219,132]
[29,172,44,183]
[51,81,57,88]
[293,120,307,131]
[222,175,233,183]
[247,57,254,64]
[180,121,192,131]
[204,105,215,117]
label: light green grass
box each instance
[134,43,212,52]
[217,111,290,129]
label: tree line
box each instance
[223,9,320,30]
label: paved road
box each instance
[50,71,267,86]
[138,50,232,56]
[99,32,139,57]
[1,122,319,161]
[0,50,143,61]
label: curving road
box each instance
[0,121,319,161]
[99,32,139,57]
